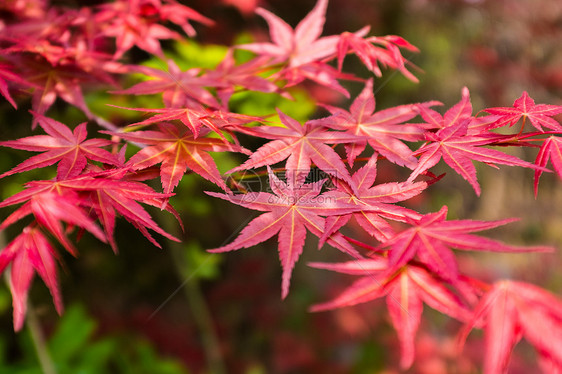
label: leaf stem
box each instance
[159,215,226,374]
[27,301,57,374]
[517,115,526,136]
[341,235,382,252]
[170,247,226,374]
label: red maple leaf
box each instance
[415,86,472,130]
[534,135,562,195]
[459,280,562,373]
[237,0,361,94]
[312,79,438,168]
[377,206,552,283]
[114,104,259,139]
[337,28,419,81]
[485,91,562,132]
[57,176,180,251]
[1,14,118,121]
[0,113,119,180]
[319,156,426,244]
[207,168,362,299]
[408,88,541,195]
[158,0,214,37]
[228,109,361,186]
[0,61,38,109]
[107,122,246,194]
[0,175,179,251]
[0,226,63,331]
[0,191,107,256]
[95,0,212,59]
[281,61,360,97]
[310,258,472,369]
[8,51,104,120]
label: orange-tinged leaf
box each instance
[108,123,244,194]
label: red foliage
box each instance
[1,0,562,372]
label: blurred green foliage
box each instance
[181,240,221,281]
[0,304,189,374]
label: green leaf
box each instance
[48,305,96,364]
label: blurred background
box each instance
[1,0,562,372]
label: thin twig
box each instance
[156,214,226,374]
[27,301,57,374]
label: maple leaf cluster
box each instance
[1,0,562,372]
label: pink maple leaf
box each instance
[377,206,552,283]
[415,86,472,130]
[312,79,438,168]
[114,104,259,139]
[228,109,361,186]
[0,191,107,256]
[0,226,63,331]
[95,0,212,59]
[0,113,119,180]
[55,176,180,251]
[1,13,118,120]
[159,0,214,37]
[485,91,562,132]
[238,0,338,68]
[459,280,562,373]
[10,51,101,120]
[408,88,542,195]
[0,175,179,252]
[107,122,246,194]
[337,28,419,81]
[207,168,363,299]
[203,49,279,106]
[0,61,38,109]
[535,135,562,195]
[310,258,472,369]
[408,119,540,195]
[281,61,359,97]
[237,0,362,94]
[319,156,426,244]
